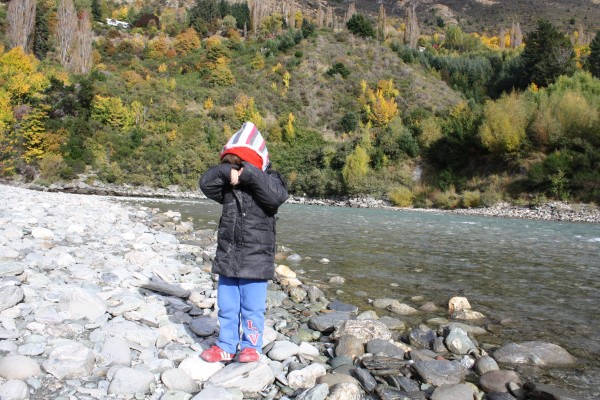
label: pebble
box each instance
[0,185,589,400]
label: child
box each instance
[199,121,288,363]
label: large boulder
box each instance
[493,342,577,367]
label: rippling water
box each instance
[127,198,600,398]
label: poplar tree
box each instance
[56,0,77,67]
[404,5,419,49]
[6,0,36,52]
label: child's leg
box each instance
[216,275,241,354]
[239,278,268,352]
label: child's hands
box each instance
[230,167,243,186]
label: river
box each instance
[125,198,600,398]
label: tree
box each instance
[91,0,102,21]
[346,14,375,38]
[56,0,77,67]
[175,28,201,55]
[230,2,250,30]
[342,145,370,193]
[479,92,530,155]
[521,19,575,87]
[589,31,600,78]
[69,11,93,74]
[189,0,220,33]
[377,4,387,42]
[404,5,419,49]
[33,2,49,59]
[6,0,36,52]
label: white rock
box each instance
[287,363,327,390]
[108,367,155,395]
[161,368,199,393]
[101,336,131,366]
[0,355,41,379]
[179,356,223,382]
[191,386,243,400]
[57,287,107,321]
[2,227,23,239]
[43,342,95,379]
[0,247,19,259]
[0,379,29,400]
[205,362,275,395]
[262,326,277,348]
[34,305,64,325]
[268,341,300,361]
[0,286,24,312]
[275,265,296,279]
[298,342,320,360]
[155,232,178,244]
[448,297,471,314]
[31,227,54,240]
[327,382,363,400]
[101,319,159,348]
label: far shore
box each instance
[3,178,599,223]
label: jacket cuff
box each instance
[239,162,258,184]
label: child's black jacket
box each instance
[199,161,288,280]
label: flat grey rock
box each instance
[413,360,466,386]
[431,383,474,400]
[108,367,155,395]
[205,362,275,395]
[308,311,352,333]
[493,342,577,367]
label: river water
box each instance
[126,198,600,398]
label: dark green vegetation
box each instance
[1,1,599,207]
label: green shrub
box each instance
[326,62,351,78]
[479,92,531,155]
[346,14,375,38]
[461,190,481,208]
[480,187,502,206]
[389,186,414,207]
[39,154,68,182]
[431,188,460,209]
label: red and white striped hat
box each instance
[220,121,269,171]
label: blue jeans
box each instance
[216,276,268,355]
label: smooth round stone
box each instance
[287,254,302,262]
[475,355,500,375]
[445,328,476,355]
[431,383,474,400]
[191,386,243,400]
[335,335,364,358]
[492,341,577,367]
[328,300,359,313]
[0,355,41,379]
[160,391,192,400]
[108,367,155,395]
[189,318,218,337]
[479,370,521,393]
[268,341,300,361]
[161,369,199,393]
[366,339,405,358]
[329,355,353,369]
[414,360,466,386]
[0,379,29,400]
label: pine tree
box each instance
[33,2,49,59]
[521,19,575,87]
[589,31,600,78]
[91,0,102,22]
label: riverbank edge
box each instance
[2,178,599,223]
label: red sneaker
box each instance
[238,348,260,363]
[200,346,234,363]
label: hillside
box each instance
[318,0,600,36]
[0,0,599,207]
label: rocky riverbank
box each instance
[6,177,599,223]
[0,184,592,400]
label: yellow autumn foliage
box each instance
[0,47,49,99]
[234,95,263,129]
[479,92,530,154]
[175,28,201,55]
[360,79,399,127]
[91,95,134,129]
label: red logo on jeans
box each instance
[248,333,260,345]
[247,320,260,346]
